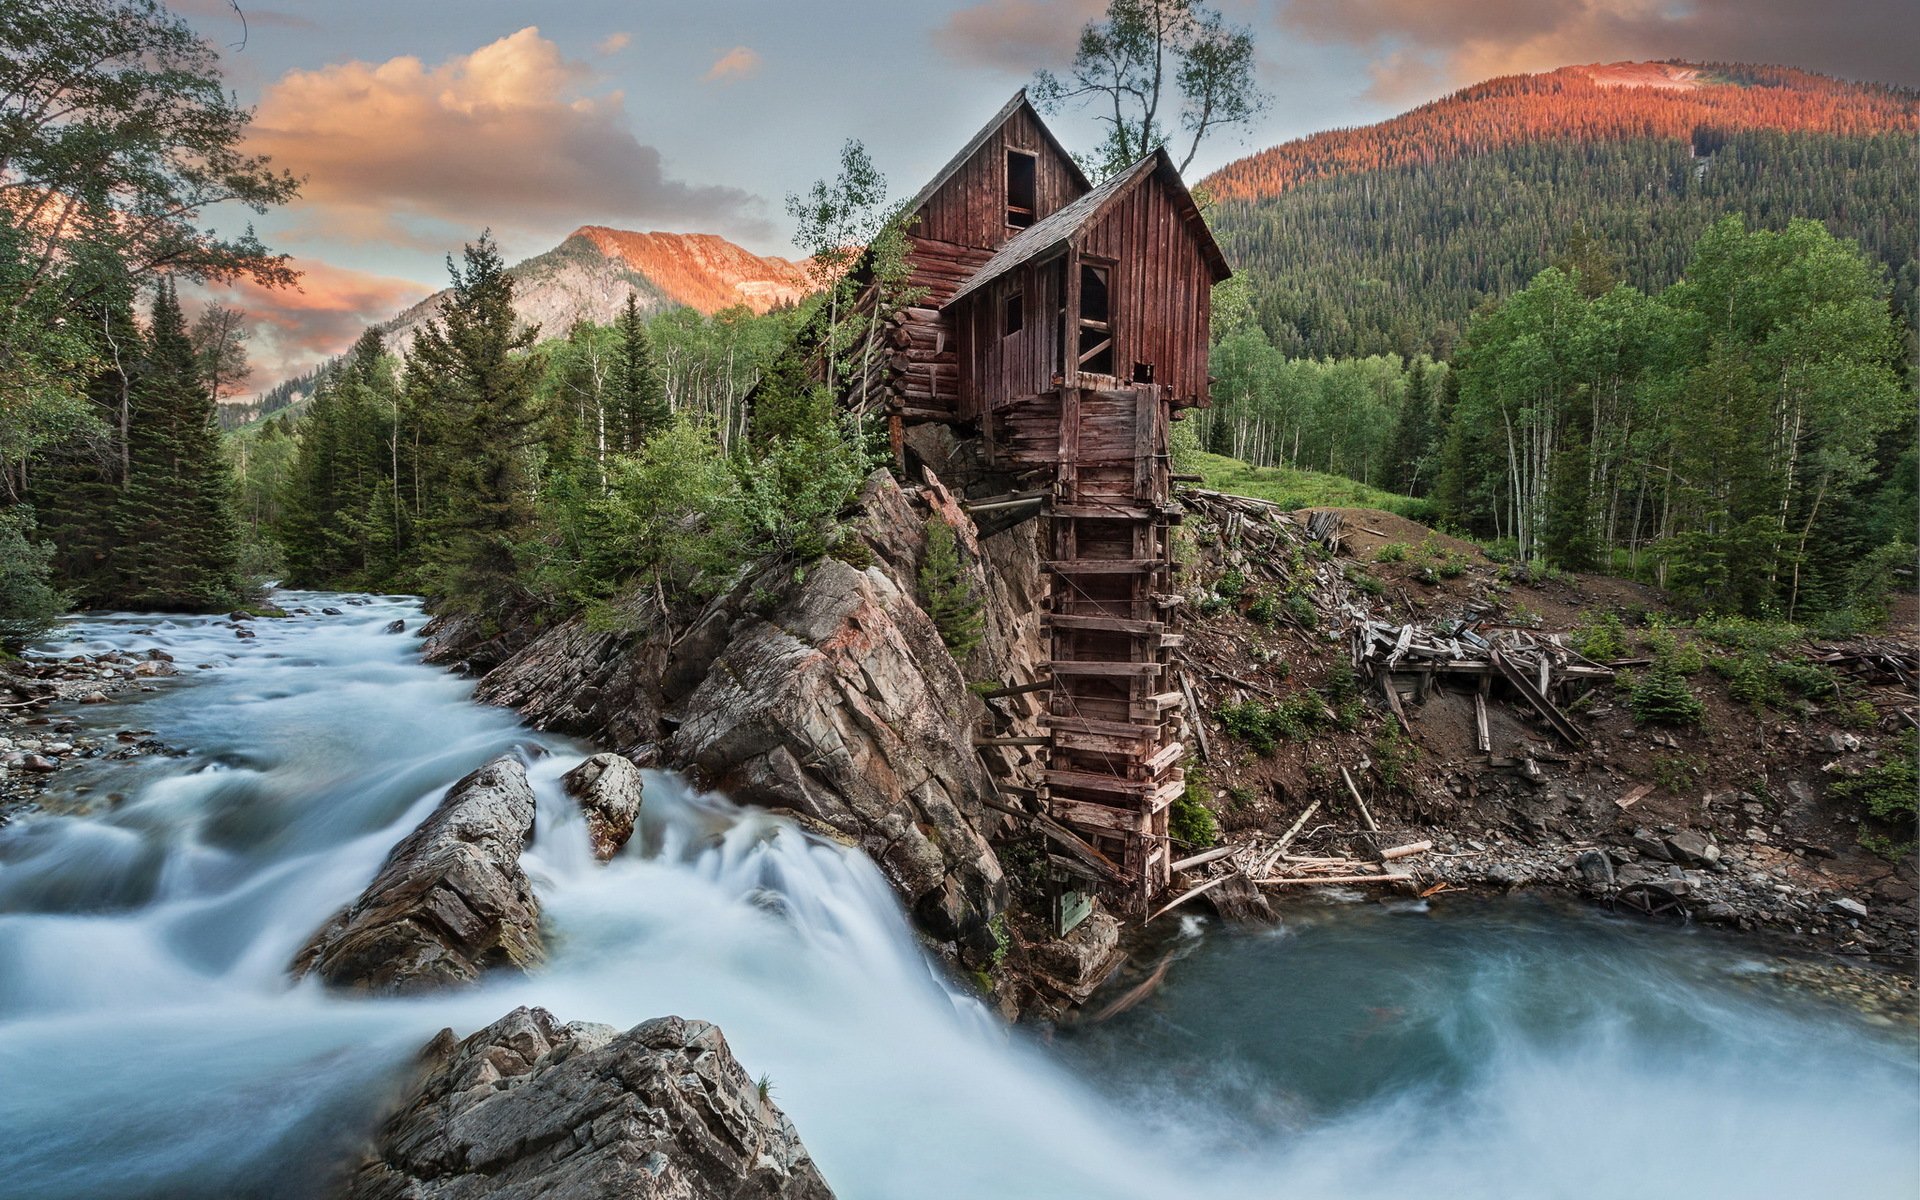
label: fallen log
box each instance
[1168,845,1236,873]
[1144,874,1235,924]
[1339,766,1380,832]
[1257,872,1414,887]
[1380,840,1432,860]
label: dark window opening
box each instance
[1003,291,1023,337]
[1077,263,1114,376]
[1006,150,1037,228]
[1132,361,1154,384]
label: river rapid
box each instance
[0,594,1914,1200]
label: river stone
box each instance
[562,752,644,860]
[1663,830,1719,868]
[1203,872,1277,924]
[384,619,406,635]
[343,1006,835,1200]
[292,755,543,993]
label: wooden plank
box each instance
[1049,796,1148,832]
[1051,728,1153,756]
[1145,874,1233,924]
[1045,558,1170,573]
[1045,769,1158,797]
[1048,660,1163,678]
[1339,765,1380,832]
[1258,872,1413,887]
[1491,648,1587,745]
[976,789,1126,883]
[1473,690,1491,753]
[1043,613,1162,635]
[1380,840,1432,860]
[1168,845,1235,873]
[980,678,1050,701]
[1178,672,1210,763]
[1143,738,1185,774]
[1041,714,1161,739]
[973,736,1048,748]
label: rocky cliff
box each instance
[461,466,1048,967]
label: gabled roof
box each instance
[942,147,1231,308]
[902,89,1093,221]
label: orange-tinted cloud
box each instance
[1281,0,1920,102]
[937,0,1107,70]
[598,31,632,55]
[246,27,765,248]
[703,46,762,82]
[190,260,428,392]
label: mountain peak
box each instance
[1205,60,1918,204]
[564,226,811,315]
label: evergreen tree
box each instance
[112,281,245,611]
[407,234,542,609]
[1384,358,1435,495]
[612,296,668,452]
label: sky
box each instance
[172,0,1918,395]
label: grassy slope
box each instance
[1185,451,1435,520]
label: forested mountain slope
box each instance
[1203,62,1919,358]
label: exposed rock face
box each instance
[293,755,543,993]
[345,1006,834,1200]
[563,753,645,860]
[476,470,1036,962]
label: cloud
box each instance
[702,46,762,82]
[936,0,1107,71]
[246,27,768,250]
[1279,0,1920,103]
[189,260,429,392]
[598,31,631,55]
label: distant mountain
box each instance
[237,228,812,417]
[380,226,812,354]
[1203,61,1920,358]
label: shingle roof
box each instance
[942,147,1231,308]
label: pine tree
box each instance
[611,295,667,452]
[112,281,245,611]
[407,234,542,609]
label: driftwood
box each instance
[1339,765,1380,832]
[1088,956,1174,1023]
[1380,840,1432,860]
[1257,872,1413,887]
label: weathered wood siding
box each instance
[1073,174,1215,409]
[913,105,1082,251]
[954,257,1067,423]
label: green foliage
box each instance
[1211,130,1916,362]
[1626,658,1706,726]
[1216,692,1326,754]
[1345,566,1385,597]
[1170,778,1221,848]
[1693,615,1805,655]
[0,507,65,651]
[111,282,247,610]
[1830,731,1918,859]
[1032,0,1266,179]
[919,516,984,656]
[1374,541,1411,563]
[1436,218,1908,616]
[1373,718,1417,792]
[1713,651,1782,710]
[1644,626,1704,675]
[1571,612,1629,661]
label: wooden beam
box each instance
[1473,690,1491,753]
[1491,649,1587,745]
[1046,769,1158,797]
[1049,796,1148,833]
[977,793,1124,882]
[1043,613,1163,634]
[1168,845,1235,873]
[980,679,1050,700]
[1045,558,1171,574]
[1048,660,1164,678]
[1339,765,1380,832]
[973,735,1048,748]
[1145,874,1233,924]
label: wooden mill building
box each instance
[836,92,1230,908]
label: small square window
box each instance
[1004,291,1024,336]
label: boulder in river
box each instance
[292,755,543,993]
[343,1006,835,1200]
[562,752,643,860]
[383,619,406,635]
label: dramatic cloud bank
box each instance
[192,261,426,391]
[246,27,767,247]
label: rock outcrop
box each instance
[293,755,543,993]
[563,752,645,860]
[475,470,1037,963]
[344,1006,834,1200]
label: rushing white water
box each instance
[0,594,1915,1200]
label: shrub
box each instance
[1771,659,1839,700]
[1285,592,1317,628]
[1374,541,1411,563]
[1646,626,1704,675]
[1694,615,1804,656]
[1217,700,1288,755]
[1346,567,1386,597]
[1571,612,1629,661]
[919,517,983,656]
[1373,718,1417,791]
[1830,731,1917,859]
[1216,568,1248,600]
[1247,589,1282,625]
[1171,778,1220,847]
[1628,659,1706,726]
[1713,651,1782,710]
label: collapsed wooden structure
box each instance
[1352,618,1618,750]
[827,92,1230,911]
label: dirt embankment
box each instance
[1167,492,1917,989]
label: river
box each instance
[0,594,1914,1199]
